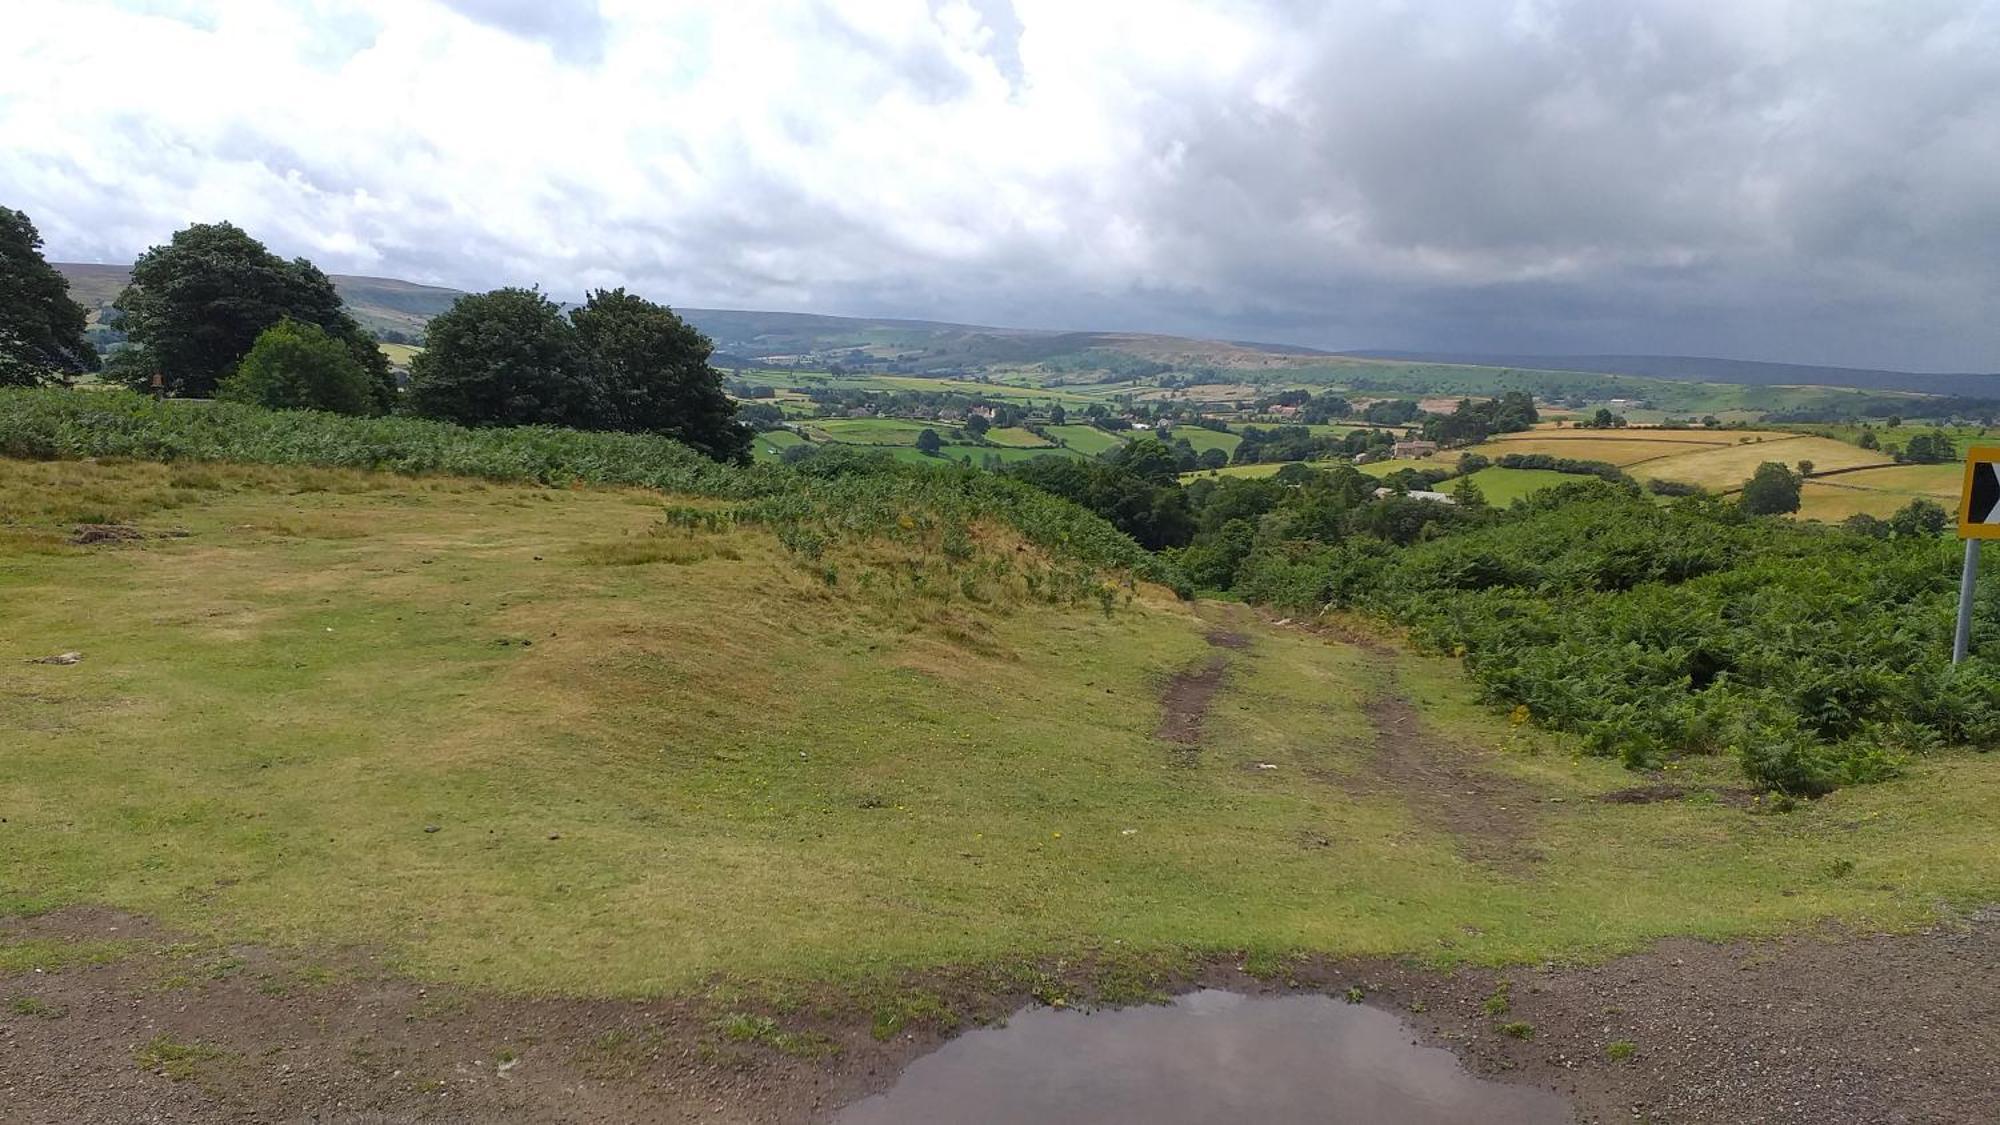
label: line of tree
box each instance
[107,221,394,410]
[4,215,752,463]
[1420,392,1538,446]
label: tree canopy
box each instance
[110,221,390,403]
[407,288,599,429]
[217,319,380,415]
[408,286,751,462]
[1739,461,1803,515]
[569,288,751,463]
[0,206,96,386]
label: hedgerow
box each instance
[0,389,1172,595]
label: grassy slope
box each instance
[7,459,2000,1000]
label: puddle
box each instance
[837,989,1570,1125]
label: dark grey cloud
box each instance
[5,1,1999,371]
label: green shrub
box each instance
[217,319,379,416]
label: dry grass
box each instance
[1624,436,1888,489]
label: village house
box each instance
[1391,439,1439,459]
[1373,487,1456,504]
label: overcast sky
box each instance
[3,1,1998,370]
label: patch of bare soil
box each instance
[69,523,145,545]
[7,906,1998,1124]
[1156,656,1227,747]
[1360,695,1546,872]
[1155,630,1246,747]
[0,910,914,1125]
[1597,783,1758,808]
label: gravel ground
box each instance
[3,906,1996,1124]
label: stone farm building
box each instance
[1391,440,1439,459]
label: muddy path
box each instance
[1153,629,1248,748]
[1360,694,1547,872]
[7,905,2000,1123]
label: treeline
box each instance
[0,212,753,463]
[1232,425,1395,465]
[1420,392,1538,445]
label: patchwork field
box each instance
[1796,463,1965,522]
[1623,435,1889,489]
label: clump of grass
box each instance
[9,996,62,1018]
[134,1034,231,1081]
[870,991,961,1041]
[0,938,135,974]
[1606,1039,1637,1062]
[715,1012,837,1059]
[1481,980,1513,1016]
[1342,986,1365,1004]
[1498,1021,1535,1040]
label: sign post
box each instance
[1953,449,2000,663]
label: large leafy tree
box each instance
[0,206,96,386]
[111,222,390,403]
[407,288,603,428]
[568,288,751,463]
[1739,461,1802,515]
[217,319,379,416]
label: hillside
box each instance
[1347,350,2000,399]
[52,263,1961,417]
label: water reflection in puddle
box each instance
[837,989,1570,1125]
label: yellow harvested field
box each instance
[1814,463,1963,496]
[1627,436,1889,489]
[1797,484,1926,522]
[1794,463,1962,523]
[1477,434,1736,466]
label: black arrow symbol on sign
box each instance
[1973,462,2000,524]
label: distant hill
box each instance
[52,262,1993,411]
[1342,350,2000,399]
[54,262,464,341]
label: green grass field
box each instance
[1455,466,1577,506]
[1047,425,1127,456]
[984,426,1056,448]
[750,429,808,461]
[7,458,2000,1007]
[805,417,963,446]
[1168,428,1241,456]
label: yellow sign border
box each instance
[1959,447,2000,539]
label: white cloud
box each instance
[2,0,1999,368]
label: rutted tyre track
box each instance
[1361,694,1546,873]
[1154,630,1249,749]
